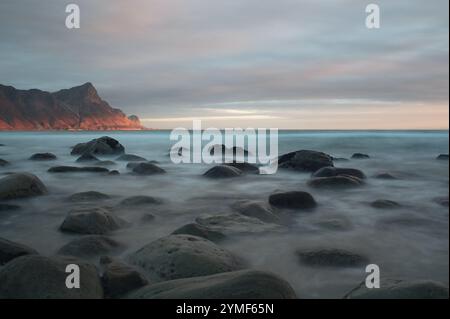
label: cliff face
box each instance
[0,83,144,130]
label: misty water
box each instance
[0,131,448,298]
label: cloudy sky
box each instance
[0,0,448,129]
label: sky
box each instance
[0,0,448,129]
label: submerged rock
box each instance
[68,191,110,202]
[278,150,334,172]
[351,153,370,159]
[232,200,281,224]
[225,162,259,174]
[296,248,369,268]
[268,191,317,210]
[0,159,10,166]
[0,237,38,265]
[127,270,297,299]
[312,166,366,179]
[95,160,117,166]
[71,136,125,156]
[132,162,166,175]
[0,255,103,299]
[172,223,226,243]
[370,199,401,209]
[434,196,449,207]
[436,154,449,160]
[57,235,123,258]
[119,195,163,207]
[116,154,147,162]
[308,175,364,188]
[374,172,398,180]
[128,234,245,282]
[204,165,243,178]
[345,279,449,299]
[60,207,128,235]
[0,173,48,200]
[29,153,57,161]
[48,166,109,173]
[76,153,99,163]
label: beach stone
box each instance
[0,159,10,166]
[196,214,283,235]
[172,223,226,243]
[100,257,148,298]
[29,153,57,161]
[57,235,123,258]
[296,248,369,268]
[119,195,162,207]
[436,154,449,160]
[312,166,366,179]
[370,199,401,209]
[76,153,99,163]
[95,160,116,166]
[0,173,48,200]
[0,237,38,265]
[278,150,334,172]
[116,154,147,162]
[0,255,103,299]
[269,191,317,210]
[132,162,166,175]
[60,207,128,235]
[204,165,242,178]
[48,166,109,173]
[128,234,245,282]
[351,153,370,159]
[225,162,259,173]
[308,175,364,188]
[345,279,449,299]
[71,136,125,156]
[68,191,110,202]
[232,200,281,223]
[127,269,297,299]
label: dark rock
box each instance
[308,175,364,188]
[434,196,449,207]
[48,166,109,173]
[209,144,226,156]
[0,173,48,200]
[119,195,163,207]
[225,162,259,173]
[172,223,226,243]
[0,237,38,265]
[60,207,128,235]
[116,154,147,162]
[312,166,366,179]
[68,191,110,202]
[76,153,99,163]
[95,160,116,166]
[269,191,317,210]
[345,279,449,299]
[57,235,123,258]
[278,150,334,172]
[29,153,57,161]
[0,159,10,166]
[370,199,401,209]
[332,157,349,162]
[100,257,148,298]
[128,234,245,282]
[204,165,242,178]
[126,270,297,299]
[351,153,370,159]
[71,136,125,156]
[232,200,281,223]
[108,170,120,176]
[132,162,166,175]
[296,248,369,268]
[374,172,398,179]
[436,154,449,160]
[0,255,103,298]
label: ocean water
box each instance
[0,130,448,298]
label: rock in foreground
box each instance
[232,200,281,224]
[0,173,47,200]
[172,223,226,243]
[57,235,123,258]
[0,237,38,265]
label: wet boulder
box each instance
[278,150,334,172]
[29,153,57,161]
[116,154,147,162]
[308,175,364,188]
[95,160,117,167]
[374,172,398,180]
[71,136,125,156]
[172,223,226,243]
[0,237,38,265]
[132,162,166,175]
[296,248,369,268]
[436,154,449,160]
[269,191,317,210]
[232,200,281,224]
[119,195,163,207]
[67,191,110,202]
[76,153,99,163]
[351,153,370,159]
[0,159,10,166]
[312,166,366,179]
[0,173,48,200]
[225,162,259,174]
[57,235,123,258]
[204,165,242,178]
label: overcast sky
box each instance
[0,0,448,129]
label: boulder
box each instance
[95,160,116,166]
[0,237,38,265]
[29,153,57,161]
[48,166,109,173]
[203,165,242,178]
[100,257,148,298]
[119,195,163,207]
[345,279,449,299]
[108,170,120,176]
[278,150,334,172]
[57,235,123,258]
[71,136,125,156]
[60,207,128,235]
[128,234,245,281]
[225,162,259,174]
[127,270,297,299]
[132,162,166,175]
[312,167,366,179]
[232,200,281,223]
[76,153,99,163]
[436,154,449,160]
[0,173,47,200]
[116,154,147,162]
[268,191,317,210]
[351,153,370,159]
[296,248,369,268]
[172,223,226,243]
[67,191,110,202]
[0,159,10,166]
[0,255,103,299]
[374,172,398,180]
[307,175,364,188]
[370,199,401,209]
